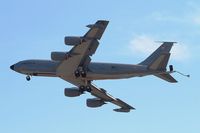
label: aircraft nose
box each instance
[10,65,14,70]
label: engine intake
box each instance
[64,36,83,46]
[86,98,105,108]
[64,87,82,97]
[51,52,69,61]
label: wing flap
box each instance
[90,84,135,112]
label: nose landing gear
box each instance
[26,75,31,81]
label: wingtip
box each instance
[113,107,135,112]
[86,20,109,29]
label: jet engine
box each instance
[64,36,83,46]
[51,52,69,61]
[86,98,105,108]
[64,87,82,97]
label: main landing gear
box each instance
[79,85,92,93]
[74,69,87,78]
[26,75,31,81]
[74,67,91,93]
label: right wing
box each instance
[66,79,135,112]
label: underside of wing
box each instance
[90,84,135,112]
[84,20,109,40]
[63,78,135,112]
[56,20,134,112]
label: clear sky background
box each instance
[1,0,200,133]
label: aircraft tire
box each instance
[80,71,86,78]
[86,86,92,92]
[79,86,85,93]
[74,70,80,77]
[26,75,31,81]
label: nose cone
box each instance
[10,65,14,70]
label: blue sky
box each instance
[1,0,200,133]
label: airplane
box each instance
[10,20,179,112]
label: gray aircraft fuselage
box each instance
[11,59,154,80]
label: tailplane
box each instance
[154,73,177,83]
[139,42,177,83]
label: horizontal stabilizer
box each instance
[154,73,177,83]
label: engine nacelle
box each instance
[86,98,105,108]
[64,36,83,46]
[64,87,81,97]
[51,52,69,61]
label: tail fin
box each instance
[139,42,177,83]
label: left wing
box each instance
[56,20,109,77]
[66,78,135,112]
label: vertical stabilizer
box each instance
[139,42,175,71]
[139,42,177,83]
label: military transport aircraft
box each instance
[10,20,180,112]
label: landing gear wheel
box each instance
[26,75,31,81]
[80,71,86,78]
[86,86,92,92]
[74,70,80,78]
[79,86,85,93]
[74,70,87,78]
